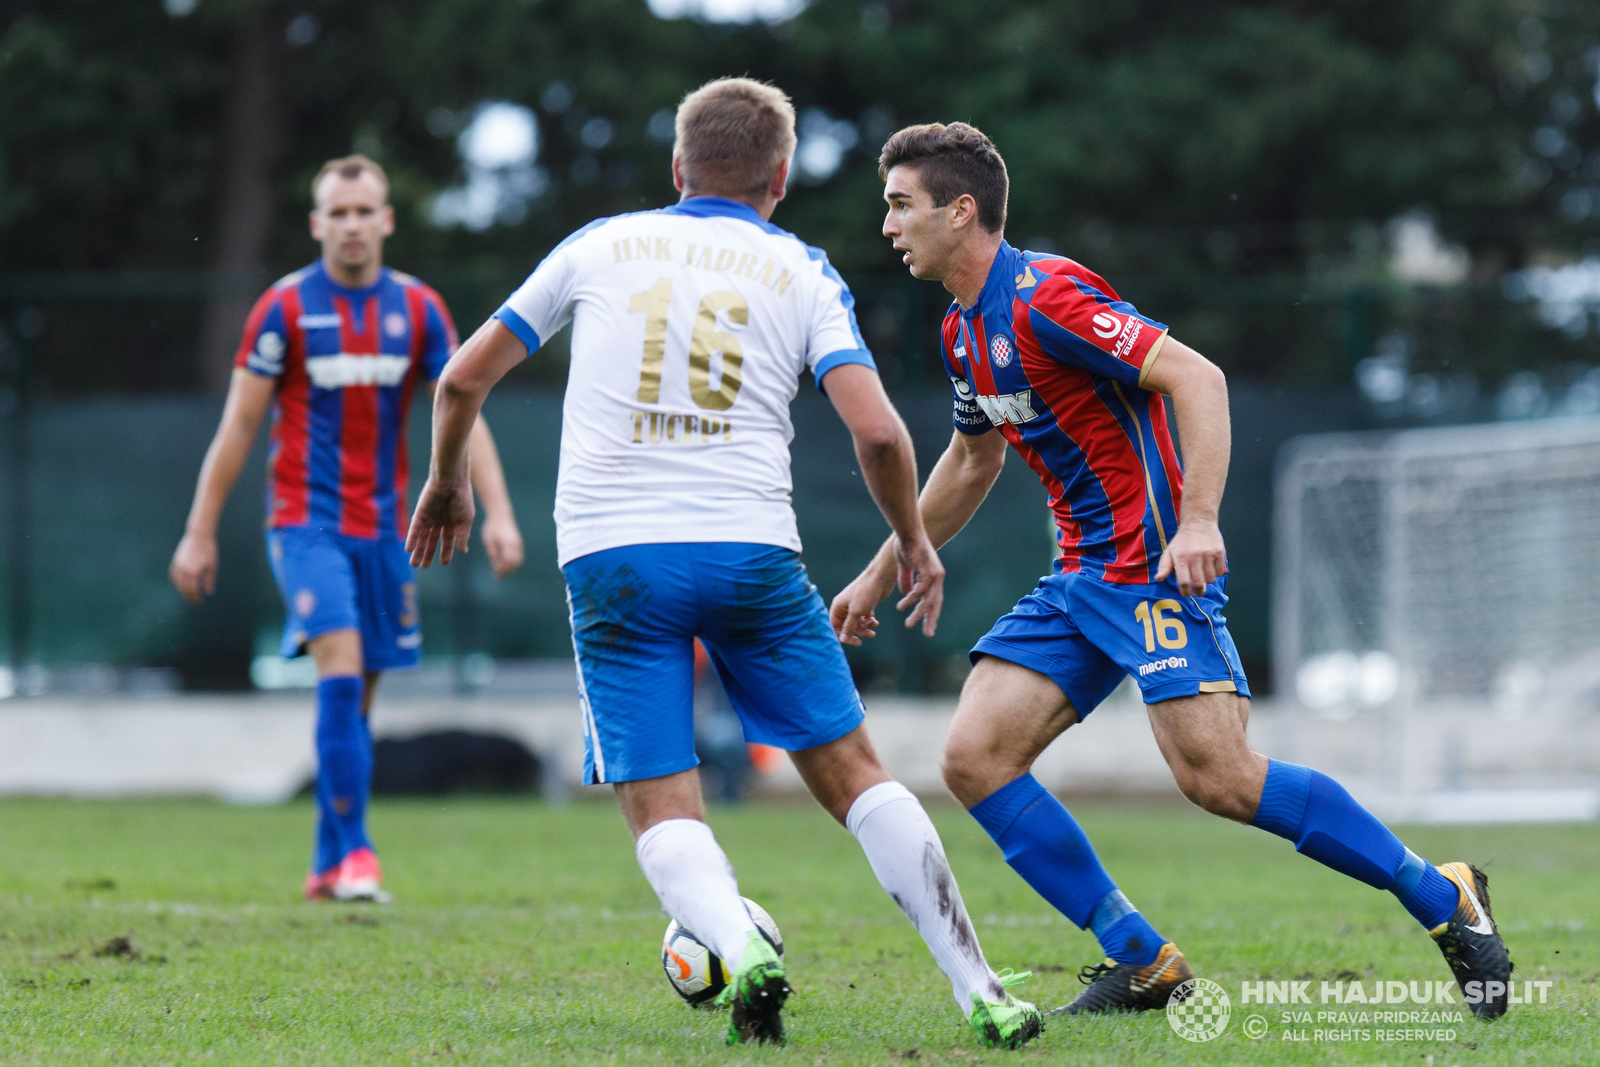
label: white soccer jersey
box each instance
[494,196,874,565]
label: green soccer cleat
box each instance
[968,969,1043,1050]
[714,930,791,1045]
[1050,941,1192,1016]
[1431,862,1513,1020]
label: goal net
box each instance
[1273,418,1600,801]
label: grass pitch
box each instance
[0,796,1593,1065]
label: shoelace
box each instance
[1075,961,1116,986]
[994,967,1032,990]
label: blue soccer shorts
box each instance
[972,571,1250,717]
[562,541,866,785]
[266,527,421,671]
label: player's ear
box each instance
[949,193,979,232]
[769,157,790,203]
[379,203,395,238]
[308,208,322,241]
[671,154,686,194]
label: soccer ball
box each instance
[660,897,783,1008]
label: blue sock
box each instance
[311,808,341,876]
[314,675,372,864]
[970,774,1164,965]
[1390,850,1460,930]
[1251,760,1457,929]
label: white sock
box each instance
[847,781,1005,1014]
[635,818,759,964]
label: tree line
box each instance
[3,0,1597,388]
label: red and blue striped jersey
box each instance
[942,242,1182,584]
[235,259,457,539]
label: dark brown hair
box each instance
[674,78,797,200]
[311,154,389,205]
[878,122,1008,233]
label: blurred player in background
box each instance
[832,122,1514,1019]
[170,156,525,903]
[408,80,1042,1049]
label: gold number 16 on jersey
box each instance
[630,278,747,411]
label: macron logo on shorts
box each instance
[1138,655,1187,677]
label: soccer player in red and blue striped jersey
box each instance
[833,123,1511,1019]
[171,156,524,902]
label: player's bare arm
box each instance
[831,426,1005,645]
[420,379,524,578]
[407,318,526,569]
[168,368,275,604]
[1140,336,1230,598]
[821,362,945,638]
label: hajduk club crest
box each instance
[990,334,1014,368]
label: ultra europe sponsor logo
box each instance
[1139,656,1187,677]
[1090,310,1146,361]
[248,330,285,374]
[1167,978,1230,1042]
[257,331,284,362]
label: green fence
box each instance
[0,378,1362,695]
[1,270,1593,693]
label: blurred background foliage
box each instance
[7,0,1600,386]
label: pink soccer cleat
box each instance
[331,847,392,903]
[303,868,338,901]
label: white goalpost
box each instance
[1273,418,1600,821]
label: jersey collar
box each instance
[964,240,1023,319]
[313,257,386,297]
[662,195,768,226]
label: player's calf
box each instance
[1247,760,1514,1014]
[799,730,1043,1048]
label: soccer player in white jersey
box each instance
[406,79,1043,1049]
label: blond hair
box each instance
[310,154,389,205]
[674,78,796,200]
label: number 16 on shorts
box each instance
[1133,599,1187,653]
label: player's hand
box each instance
[169,532,219,604]
[893,532,945,638]
[480,512,524,578]
[829,556,898,646]
[406,475,475,569]
[1155,519,1227,598]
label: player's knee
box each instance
[939,738,999,806]
[1175,767,1256,822]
